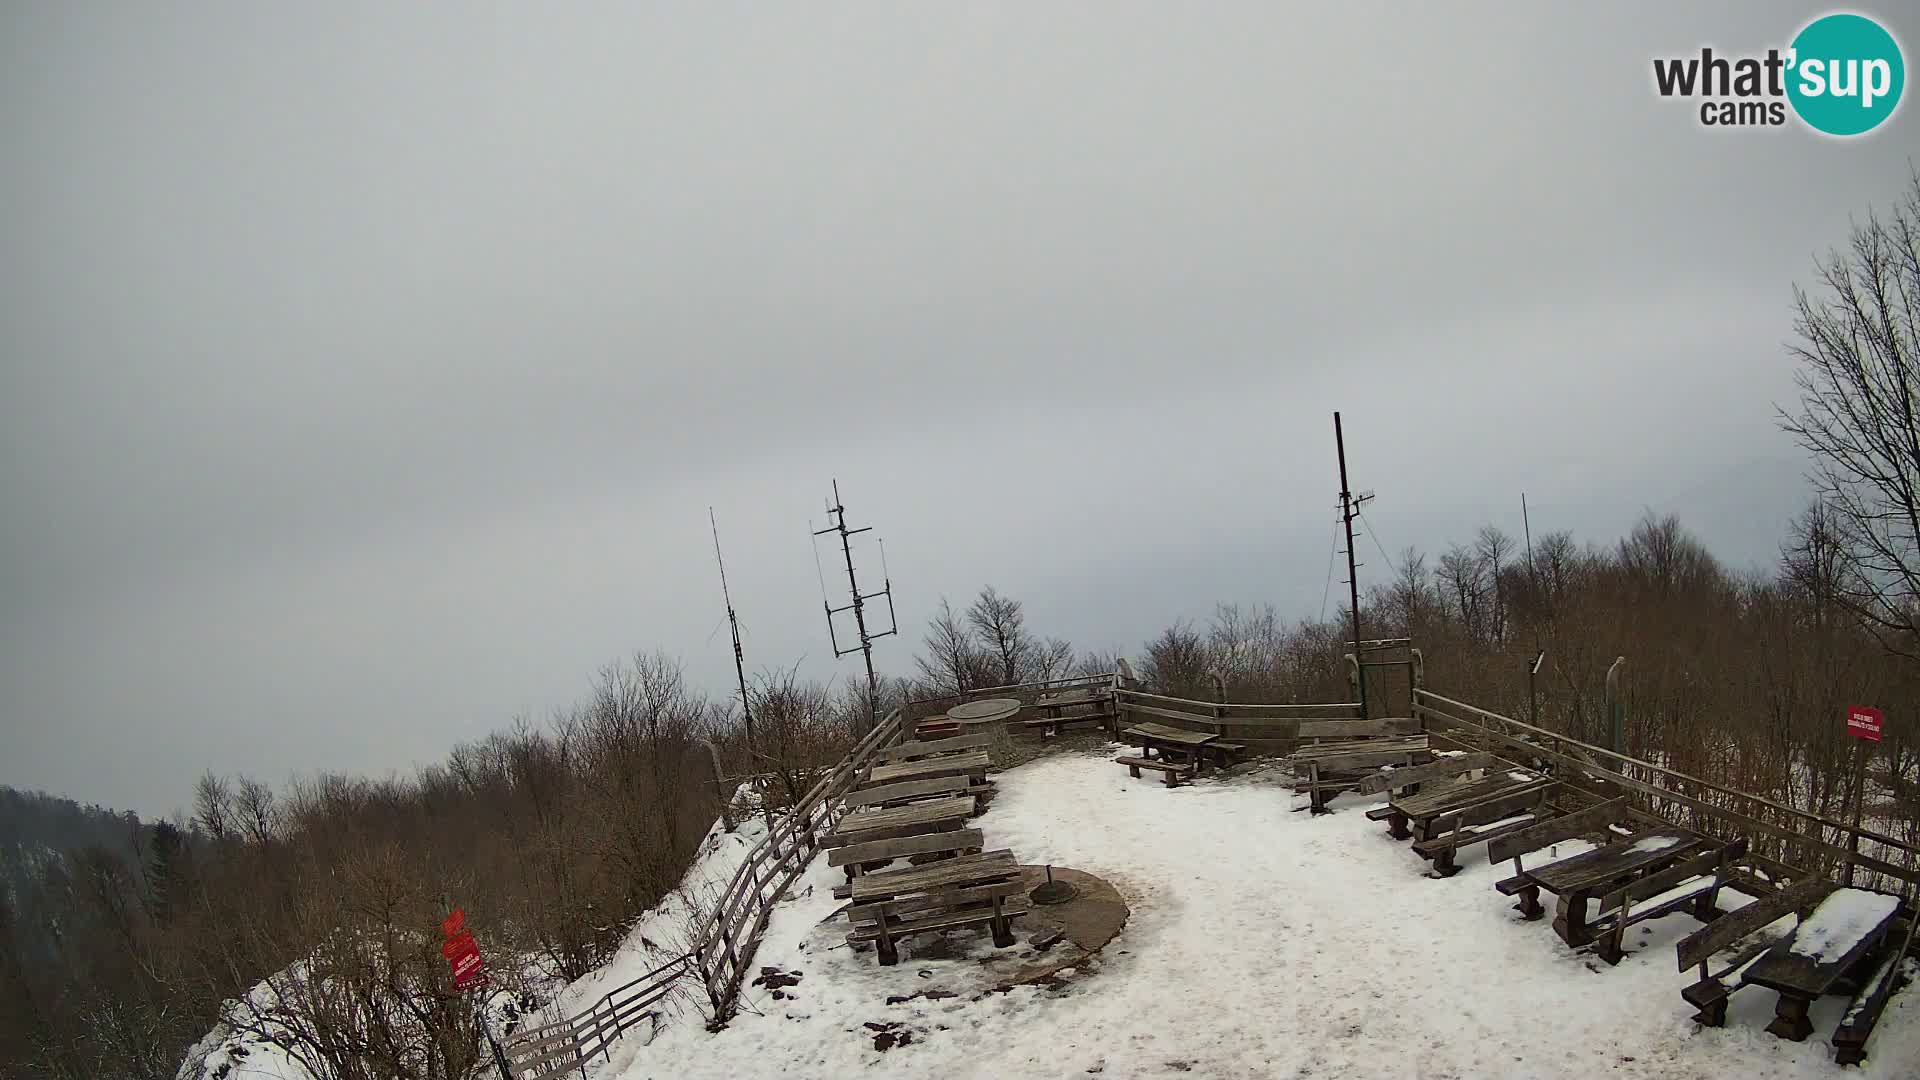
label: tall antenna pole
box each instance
[1335,412,1370,718]
[710,509,755,748]
[812,480,898,734]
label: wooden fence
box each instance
[502,707,910,1079]
[1412,688,1920,901]
[1113,686,1365,753]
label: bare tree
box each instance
[966,586,1031,685]
[914,598,979,695]
[1779,169,1920,661]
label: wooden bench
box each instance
[1673,877,1836,1027]
[821,795,977,850]
[1589,839,1748,965]
[841,773,991,814]
[1116,755,1195,787]
[866,749,992,789]
[829,828,983,896]
[1407,777,1557,877]
[870,731,995,764]
[1485,799,1630,921]
[1833,916,1917,1065]
[845,849,1026,965]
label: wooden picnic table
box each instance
[867,749,991,788]
[1740,887,1902,1041]
[1381,770,1550,842]
[1123,722,1218,769]
[1516,828,1700,946]
[845,849,1025,965]
[821,794,976,849]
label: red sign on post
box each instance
[1846,705,1884,742]
[441,912,487,991]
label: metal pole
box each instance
[1335,412,1367,718]
[1605,656,1626,754]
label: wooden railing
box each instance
[1412,688,1920,900]
[503,708,910,1078]
[504,671,1128,1077]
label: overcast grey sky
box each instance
[3,3,1913,816]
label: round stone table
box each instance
[946,697,1022,736]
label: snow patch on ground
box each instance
[615,749,1919,1079]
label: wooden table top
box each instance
[948,697,1022,722]
[850,849,1019,902]
[1293,736,1430,761]
[867,750,991,787]
[1523,830,1698,895]
[829,795,975,840]
[1742,888,1901,998]
[1124,722,1218,746]
[1390,770,1547,818]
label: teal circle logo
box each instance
[1787,13,1904,136]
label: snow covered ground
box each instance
[613,747,1920,1080]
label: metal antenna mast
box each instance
[709,508,755,747]
[1335,412,1374,717]
[812,480,898,733]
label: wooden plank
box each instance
[1392,771,1548,819]
[1526,830,1700,895]
[1116,755,1193,772]
[846,879,1026,922]
[867,750,992,787]
[821,796,975,847]
[1121,702,1224,727]
[1488,798,1627,865]
[1596,841,1744,916]
[1309,747,1433,773]
[842,774,973,809]
[851,850,1020,901]
[1355,752,1497,795]
[827,827,984,868]
[1290,737,1431,761]
[1298,718,1421,739]
[1676,877,1838,971]
[847,897,1032,942]
[872,732,995,763]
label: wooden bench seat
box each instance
[1365,805,1398,822]
[846,896,1032,943]
[1117,755,1194,787]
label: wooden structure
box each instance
[1112,686,1365,759]
[1290,718,1430,814]
[845,849,1026,965]
[1025,685,1118,736]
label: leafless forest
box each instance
[5,175,1919,1080]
